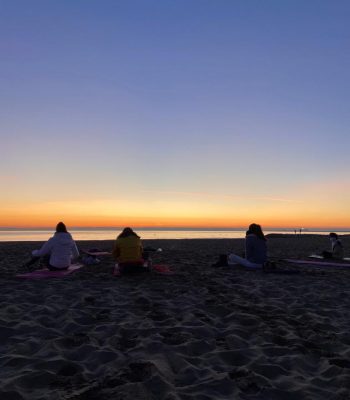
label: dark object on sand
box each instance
[212,254,228,267]
[263,261,300,274]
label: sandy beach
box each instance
[1,235,350,400]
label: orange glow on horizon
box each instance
[1,193,350,230]
[1,214,350,230]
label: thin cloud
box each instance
[141,190,303,203]
[295,178,350,198]
[0,175,18,182]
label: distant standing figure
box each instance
[227,223,268,268]
[24,222,79,270]
[322,232,344,259]
[112,227,149,274]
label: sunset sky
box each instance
[1,0,349,229]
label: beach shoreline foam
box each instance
[1,237,350,399]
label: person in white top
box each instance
[24,222,80,270]
[322,232,344,259]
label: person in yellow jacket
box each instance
[112,227,149,274]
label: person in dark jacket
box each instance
[227,223,267,268]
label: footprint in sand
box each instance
[161,331,191,345]
[57,333,90,348]
[121,361,155,383]
[112,334,138,350]
[329,358,350,369]
[57,362,82,377]
[147,311,172,322]
[83,296,95,304]
[94,310,111,322]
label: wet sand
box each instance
[0,236,350,399]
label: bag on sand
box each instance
[82,255,101,265]
[212,254,228,267]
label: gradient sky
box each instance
[1,0,350,228]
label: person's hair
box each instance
[118,227,140,239]
[329,232,338,239]
[56,222,68,233]
[247,223,266,241]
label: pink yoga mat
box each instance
[153,264,174,275]
[284,259,350,267]
[113,264,174,277]
[17,264,84,279]
[308,254,350,261]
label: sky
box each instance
[1,0,350,229]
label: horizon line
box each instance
[1,226,350,232]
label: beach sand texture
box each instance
[1,236,350,399]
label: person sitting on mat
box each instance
[322,232,344,259]
[112,227,151,274]
[24,222,80,271]
[213,223,267,269]
[228,223,267,268]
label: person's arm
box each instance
[71,241,80,260]
[140,240,143,258]
[245,235,255,261]
[333,241,344,259]
[112,240,120,260]
[32,239,53,257]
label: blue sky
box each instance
[1,0,350,228]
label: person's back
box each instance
[113,235,143,263]
[48,232,79,267]
[245,233,267,264]
[31,223,79,269]
[223,223,267,269]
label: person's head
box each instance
[56,222,68,233]
[118,227,140,239]
[329,232,338,240]
[248,223,266,241]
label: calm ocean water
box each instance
[1,229,349,241]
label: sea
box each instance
[1,228,350,242]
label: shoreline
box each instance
[1,232,350,245]
[1,231,350,243]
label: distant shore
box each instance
[266,233,350,238]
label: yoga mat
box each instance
[308,254,350,261]
[82,250,111,256]
[284,259,350,267]
[17,264,84,279]
[113,264,174,277]
[152,264,174,275]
